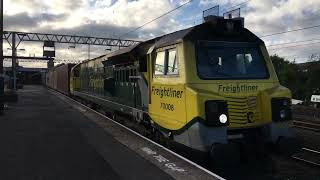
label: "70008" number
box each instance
[160,103,174,111]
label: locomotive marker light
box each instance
[219,114,228,124]
[280,110,287,119]
[283,99,289,106]
[272,98,292,122]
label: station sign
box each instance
[311,95,320,103]
[43,41,55,57]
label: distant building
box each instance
[4,66,47,86]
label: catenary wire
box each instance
[119,0,194,38]
[260,24,320,38]
[222,0,252,13]
[268,41,320,51]
[267,38,320,47]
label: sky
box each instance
[3,0,320,68]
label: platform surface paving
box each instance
[0,86,175,180]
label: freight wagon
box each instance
[46,63,75,95]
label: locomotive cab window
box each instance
[197,42,269,79]
[167,49,178,75]
[155,51,166,75]
[154,48,179,76]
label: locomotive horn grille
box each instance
[226,96,259,124]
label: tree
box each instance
[270,54,307,100]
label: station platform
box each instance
[0,85,222,180]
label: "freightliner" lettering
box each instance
[218,84,258,93]
[152,86,183,99]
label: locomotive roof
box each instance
[103,43,140,59]
[69,24,192,68]
[100,26,194,65]
[83,17,260,67]
[103,27,193,60]
[104,19,260,60]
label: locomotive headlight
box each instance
[280,110,287,119]
[219,114,228,124]
[205,100,229,126]
[272,98,292,122]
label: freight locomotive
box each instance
[46,16,298,163]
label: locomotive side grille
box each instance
[226,96,259,124]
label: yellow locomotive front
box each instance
[149,16,298,159]
[184,42,294,148]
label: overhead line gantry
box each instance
[2,31,140,47]
[2,30,141,91]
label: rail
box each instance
[293,120,320,132]
[292,148,320,167]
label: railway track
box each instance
[293,120,320,132]
[292,148,320,167]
